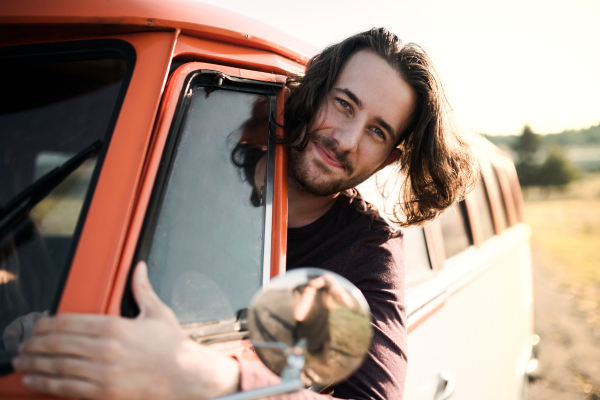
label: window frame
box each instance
[493,162,519,227]
[120,64,284,341]
[0,38,136,376]
[487,162,510,232]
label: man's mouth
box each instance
[314,142,344,169]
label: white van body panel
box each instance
[404,224,533,400]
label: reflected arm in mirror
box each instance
[248,268,373,389]
[294,274,356,321]
[292,274,355,363]
[214,268,373,400]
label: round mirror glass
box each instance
[247,268,373,387]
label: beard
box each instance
[288,132,374,197]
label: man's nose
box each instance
[332,119,363,153]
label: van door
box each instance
[109,63,288,345]
[0,39,135,374]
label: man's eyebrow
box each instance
[375,117,396,141]
[333,88,362,108]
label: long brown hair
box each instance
[283,28,478,226]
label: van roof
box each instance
[0,0,314,64]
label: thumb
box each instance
[132,261,175,320]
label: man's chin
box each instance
[290,172,356,197]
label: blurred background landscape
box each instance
[486,126,600,399]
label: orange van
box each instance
[0,1,534,399]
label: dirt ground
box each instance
[528,248,600,400]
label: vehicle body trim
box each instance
[407,224,532,330]
[0,0,314,64]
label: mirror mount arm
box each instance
[210,378,305,400]
[210,340,307,400]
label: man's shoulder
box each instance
[339,188,402,239]
[332,189,405,283]
[286,189,404,279]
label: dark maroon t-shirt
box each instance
[237,190,407,399]
[286,190,407,400]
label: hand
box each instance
[13,261,240,400]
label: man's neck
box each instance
[287,180,338,228]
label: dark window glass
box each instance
[402,226,433,284]
[498,167,516,226]
[473,180,496,241]
[507,168,525,223]
[440,201,471,258]
[0,41,133,369]
[136,82,275,326]
[491,166,509,230]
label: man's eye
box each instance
[337,98,350,109]
[373,127,385,139]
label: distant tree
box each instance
[512,125,541,164]
[537,147,579,187]
[515,163,540,187]
[513,125,542,187]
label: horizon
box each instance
[484,120,600,137]
[197,0,600,136]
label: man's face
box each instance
[289,50,416,196]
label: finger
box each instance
[19,333,120,362]
[21,374,100,400]
[13,355,103,382]
[132,261,174,320]
[33,313,121,337]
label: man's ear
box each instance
[378,148,401,171]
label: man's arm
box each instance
[330,236,408,400]
[14,262,240,400]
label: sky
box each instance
[199,0,600,136]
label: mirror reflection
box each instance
[248,268,373,387]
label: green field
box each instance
[523,173,600,329]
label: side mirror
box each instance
[213,268,373,400]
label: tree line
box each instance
[511,125,579,187]
[485,122,600,148]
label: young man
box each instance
[13,28,478,399]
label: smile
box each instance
[314,142,344,169]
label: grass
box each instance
[523,172,600,329]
